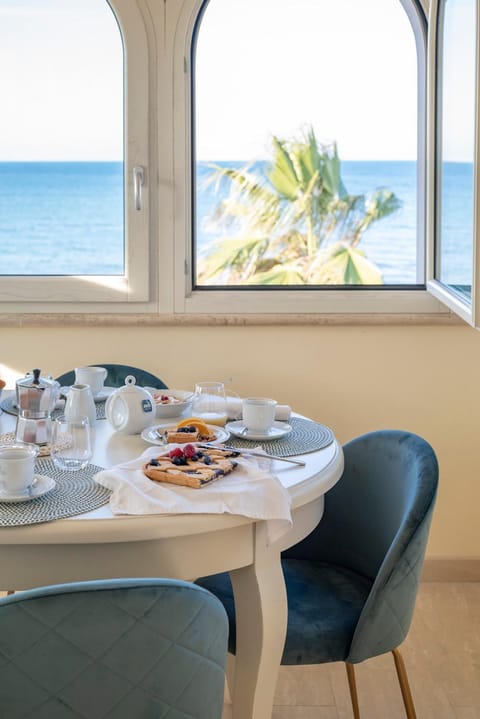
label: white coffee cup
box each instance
[74,366,107,397]
[242,397,277,433]
[0,444,38,495]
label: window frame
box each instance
[426,0,480,327]
[172,0,448,316]
[0,0,153,311]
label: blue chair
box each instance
[0,578,228,719]
[55,364,167,389]
[197,430,439,719]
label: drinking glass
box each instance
[191,382,227,427]
[51,416,92,471]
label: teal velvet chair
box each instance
[55,364,167,390]
[197,430,439,719]
[0,578,228,719]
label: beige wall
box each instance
[1,322,479,558]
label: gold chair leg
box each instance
[6,590,15,595]
[392,648,417,719]
[345,662,361,719]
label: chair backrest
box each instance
[0,578,228,719]
[56,364,167,389]
[283,429,438,662]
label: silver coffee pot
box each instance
[15,369,60,446]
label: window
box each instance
[171,0,444,314]
[0,0,151,308]
[427,0,480,326]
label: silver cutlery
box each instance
[198,443,306,467]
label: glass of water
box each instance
[51,415,92,471]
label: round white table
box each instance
[0,399,344,719]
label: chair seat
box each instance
[197,559,372,665]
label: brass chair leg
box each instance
[345,662,361,719]
[6,590,15,595]
[392,648,417,719]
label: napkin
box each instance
[94,446,292,544]
[226,396,291,422]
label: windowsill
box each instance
[0,311,462,328]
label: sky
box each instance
[0,0,473,163]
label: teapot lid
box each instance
[16,368,57,391]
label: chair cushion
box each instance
[197,559,372,665]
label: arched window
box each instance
[192,0,423,289]
[0,0,150,305]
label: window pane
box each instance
[0,0,124,276]
[193,0,419,287]
[435,0,475,303]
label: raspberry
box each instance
[169,447,184,459]
[184,444,196,459]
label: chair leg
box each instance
[6,590,15,595]
[392,648,417,719]
[345,662,361,719]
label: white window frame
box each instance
[0,0,153,312]
[426,0,480,327]
[171,0,447,316]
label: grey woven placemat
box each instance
[0,458,111,527]
[225,417,334,457]
[0,395,107,420]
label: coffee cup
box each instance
[0,444,38,495]
[74,366,107,397]
[242,398,277,433]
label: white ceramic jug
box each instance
[64,384,97,426]
[105,375,154,435]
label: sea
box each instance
[0,161,472,284]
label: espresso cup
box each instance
[242,397,277,433]
[74,366,107,397]
[0,444,38,495]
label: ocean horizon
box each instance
[0,160,471,284]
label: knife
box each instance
[198,443,306,467]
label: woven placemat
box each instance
[0,395,107,420]
[0,458,111,526]
[225,417,334,457]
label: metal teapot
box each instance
[15,369,60,445]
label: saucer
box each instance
[0,475,56,503]
[226,420,293,441]
[141,423,230,446]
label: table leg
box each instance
[229,522,287,719]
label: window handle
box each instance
[133,165,145,211]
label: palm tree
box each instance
[197,128,401,285]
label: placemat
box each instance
[0,432,52,457]
[0,395,107,420]
[225,417,334,457]
[0,458,111,527]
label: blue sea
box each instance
[0,161,472,284]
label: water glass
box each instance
[51,416,92,472]
[191,381,227,427]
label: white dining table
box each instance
[0,396,344,719]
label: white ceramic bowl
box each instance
[148,389,194,419]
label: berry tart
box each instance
[143,444,239,489]
[163,418,216,443]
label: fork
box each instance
[198,443,306,467]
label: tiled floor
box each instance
[223,582,480,718]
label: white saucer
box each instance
[226,420,292,441]
[141,423,230,446]
[0,475,56,503]
[60,386,115,403]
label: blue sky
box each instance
[0,0,473,163]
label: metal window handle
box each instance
[133,165,145,211]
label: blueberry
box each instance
[179,457,188,465]
[149,459,159,466]
[172,457,182,465]
[203,456,212,465]
[196,451,204,458]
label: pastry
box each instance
[144,445,239,488]
[164,418,216,444]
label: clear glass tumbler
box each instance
[51,415,92,471]
[191,381,227,427]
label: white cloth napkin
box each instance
[226,396,291,422]
[94,446,292,544]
